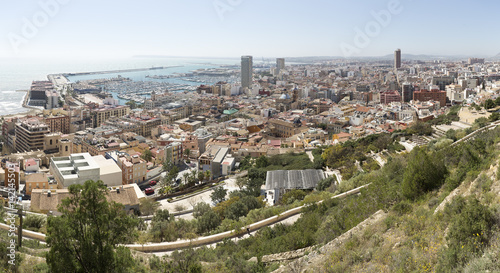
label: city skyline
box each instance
[1,0,500,60]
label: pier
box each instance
[62,66,183,77]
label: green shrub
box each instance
[316,176,336,191]
[23,215,46,232]
[402,147,447,200]
[280,189,307,205]
[392,201,412,216]
[438,198,494,270]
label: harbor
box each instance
[61,65,239,105]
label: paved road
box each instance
[158,175,239,215]
[140,162,199,198]
[306,151,315,162]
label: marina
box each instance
[65,66,240,105]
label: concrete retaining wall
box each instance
[0,223,46,242]
[146,166,163,180]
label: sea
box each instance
[0,56,243,116]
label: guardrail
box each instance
[451,120,500,147]
[124,184,369,252]
[0,184,370,252]
[0,223,46,242]
[139,208,194,221]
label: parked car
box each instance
[149,180,157,186]
[145,188,155,195]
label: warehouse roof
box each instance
[265,169,325,190]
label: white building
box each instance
[45,90,59,110]
[92,155,122,187]
[446,84,464,104]
[459,78,479,89]
[221,155,235,176]
[103,97,119,106]
[231,84,241,96]
[24,158,40,173]
[50,153,100,188]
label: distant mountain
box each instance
[284,56,344,63]
[286,54,478,63]
[132,54,500,63]
[381,53,472,61]
[491,52,500,60]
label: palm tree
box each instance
[205,170,211,181]
[141,149,152,162]
[161,185,172,195]
[189,170,198,186]
[197,171,205,183]
[184,148,191,159]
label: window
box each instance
[50,139,53,145]
[65,146,68,152]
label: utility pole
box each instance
[17,207,23,249]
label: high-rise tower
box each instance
[241,56,253,90]
[394,49,401,69]
[276,58,285,76]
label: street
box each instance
[157,175,239,219]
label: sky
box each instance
[0,0,499,60]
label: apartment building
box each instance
[267,118,302,138]
[42,109,71,134]
[91,105,130,127]
[116,153,147,184]
[15,118,50,152]
[413,89,447,107]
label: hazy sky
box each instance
[1,0,499,59]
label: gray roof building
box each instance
[265,169,325,190]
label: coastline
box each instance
[1,90,42,119]
[1,108,42,119]
[0,62,220,118]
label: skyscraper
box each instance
[276,58,285,75]
[241,56,253,90]
[401,83,414,102]
[394,49,401,69]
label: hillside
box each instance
[270,128,500,272]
